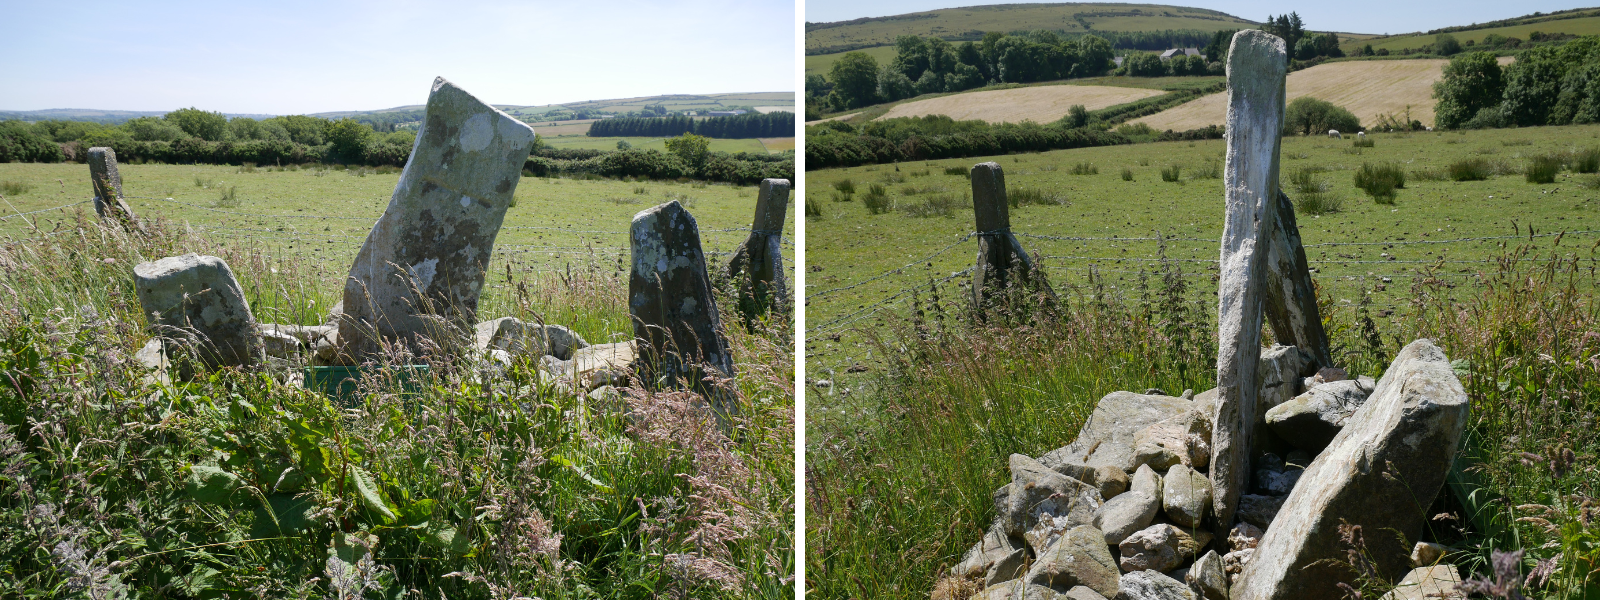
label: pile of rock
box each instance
[941,340,1468,600]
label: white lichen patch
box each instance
[459,113,494,152]
[460,195,472,208]
[408,258,440,292]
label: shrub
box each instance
[1294,190,1344,215]
[1284,97,1362,136]
[806,197,822,217]
[1070,162,1098,175]
[0,180,31,195]
[1352,136,1374,148]
[1161,165,1182,182]
[863,183,891,214]
[1287,166,1328,195]
[1121,168,1134,181]
[214,186,239,208]
[1571,147,1600,174]
[1447,158,1492,181]
[1353,162,1405,202]
[833,179,856,194]
[1526,154,1561,184]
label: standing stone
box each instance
[1233,340,1469,600]
[339,77,537,363]
[970,162,1054,311]
[1263,190,1331,369]
[725,178,791,318]
[87,147,140,228]
[134,254,261,373]
[1211,29,1288,531]
[629,201,736,400]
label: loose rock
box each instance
[134,254,261,373]
[1024,525,1121,599]
[1233,339,1469,599]
[1114,570,1195,600]
[987,548,1028,587]
[1235,494,1284,530]
[1227,522,1263,552]
[474,317,588,359]
[1040,392,1193,474]
[1411,541,1447,567]
[1136,410,1213,470]
[998,454,1103,537]
[1093,491,1160,545]
[1131,464,1162,496]
[1264,377,1376,454]
[1118,524,1211,573]
[954,522,1026,579]
[1162,464,1213,528]
[1187,551,1228,600]
[979,580,1064,600]
[1378,565,1463,600]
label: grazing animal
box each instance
[1328,129,1342,139]
[1356,131,1366,139]
[1425,126,1434,131]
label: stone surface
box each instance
[474,316,588,360]
[1119,524,1211,573]
[340,77,537,363]
[1114,570,1195,600]
[1093,491,1160,545]
[1131,464,1163,496]
[544,341,636,390]
[1227,522,1263,552]
[1162,464,1213,528]
[969,162,1052,308]
[1233,339,1470,600]
[260,328,302,359]
[134,254,261,372]
[981,580,1064,600]
[1255,345,1310,417]
[1212,29,1288,530]
[987,548,1028,587]
[87,147,139,227]
[1136,410,1212,470]
[1024,525,1121,599]
[1252,457,1303,496]
[1026,513,1080,557]
[998,454,1103,537]
[1054,463,1130,500]
[1187,551,1228,600]
[629,201,737,398]
[1263,189,1332,370]
[1222,549,1254,577]
[1378,565,1463,600]
[1134,442,1182,472]
[1064,587,1109,600]
[1264,377,1376,454]
[1410,541,1447,567]
[1040,392,1194,474]
[954,521,1026,578]
[725,178,791,316]
[1235,495,1284,530]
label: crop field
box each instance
[804,124,1600,403]
[0,162,794,343]
[528,119,597,136]
[876,83,1166,123]
[805,3,1255,53]
[1347,14,1600,54]
[1131,57,1515,131]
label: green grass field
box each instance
[805,3,1256,53]
[1346,14,1600,54]
[541,135,780,154]
[805,124,1600,395]
[805,45,899,76]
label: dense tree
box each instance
[265,115,327,146]
[1436,34,1463,56]
[893,35,932,80]
[877,66,916,102]
[664,132,710,171]
[915,70,944,95]
[325,118,374,163]
[164,107,229,141]
[1433,51,1505,129]
[949,63,986,92]
[1501,45,1568,126]
[1124,52,1165,77]
[827,51,880,110]
[124,116,187,142]
[1283,97,1362,135]
[1079,35,1114,76]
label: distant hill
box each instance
[1342,7,1600,54]
[1,92,795,125]
[805,3,1258,54]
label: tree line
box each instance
[1433,36,1600,129]
[585,111,794,139]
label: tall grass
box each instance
[1527,154,1562,184]
[1353,162,1405,203]
[863,183,891,214]
[0,180,31,196]
[1161,165,1182,182]
[1447,158,1492,181]
[808,243,1600,600]
[1070,163,1098,176]
[0,211,794,599]
[898,192,970,218]
[1007,187,1065,207]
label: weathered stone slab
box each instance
[1162,464,1212,528]
[954,521,1027,578]
[543,341,636,390]
[1093,490,1160,545]
[1378,565,1462,600]
[1119,524,1212,573]
[474,316,588,360]
[629,201,736,401]
[1212,29,1289,530]
[134,254,261,372]
[969,162,1054,309]
[87,147,140,228]
[1024,525,1121,599]
[1264,190,1331,369]
[339,77,537,362]
[1040,392,1194,474]
[1233,339,1469,599]
[1264,377,1376,453]
[726,178,790,317]
[1115,570,1195,600]
[980,580,1065,600]
[998,454,1102,537]
[1187,551,1228,600]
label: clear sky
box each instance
[0,0,795,115]
[804,1,1597,36]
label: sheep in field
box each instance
[1328,129,1342,139]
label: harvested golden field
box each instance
[808,111,860,124]
[759,137,796,152]
[876,85,1164,123]
[1131,57,1515,131]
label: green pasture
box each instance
[805,45,898,76]
[542,134,776,154]
[1347,15,1600,53]
[804,124,1600,398]
[0,162,794,343]
[805,3,1254,53]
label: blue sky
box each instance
[805,1,1596,36]
[0,0,795,114]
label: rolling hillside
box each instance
[1130,57,1515,131]
[1343,7,1600,54]
[805,3,1256,54]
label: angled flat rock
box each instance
[134,253,261,373]
[1040,392,1194,474]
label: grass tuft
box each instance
[1353,162,1405,202]
[1526,154,1562,184]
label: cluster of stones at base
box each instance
[937,341,1469,600]
[122,77,788,401]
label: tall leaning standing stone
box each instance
[88,147,140,228]
[725,178,791,317]
[1211,29,1288,531]
[339,77,537,363]
[133,254,261,373]
[1232,340,1468,599]
[630,201,736,404]
[1263,190,1331,369]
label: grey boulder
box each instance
[998,454,1102,537]
[474,317,588,360]
[1186,551,1228,600]
[1024,525,1121,599]
[1162,464,1213,528]
[953,521,1026,578]
[134,254,261,372]
[1040,392,1194,474]
[1092,490,1160,545]
[1264,377,1376,454]
[1235,494,1284,530]
[1114,570,1195,600]
[1118,524,1211,573]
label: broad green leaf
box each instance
[185,465,241,505]
[348,466,396,523]
[250,492,318,538]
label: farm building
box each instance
[1159,48,1202,60]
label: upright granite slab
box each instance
[726,178,791,317]
[134,254,261,373]
[970,162,1053,311]
[339,77,537,363]
[88,147,140,228]
[630,201,736,402]
[1263,190,1331,369]
[1232,340,1468,600]
[1211,29,1288,530]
